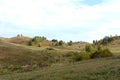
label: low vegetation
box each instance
[28,36,47,47]
[72,52,90,61]
[72,44,113,62]
[0,56,120,80]
[91,48,113,58]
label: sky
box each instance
[0,0,120,42]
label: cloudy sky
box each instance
[0,0,120,42]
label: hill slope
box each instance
[0,41,41,66]
[6,36,31,45]
[0,40,83,73]
[108,40,120,55]
[0,56,120,80]
[0,35,120,80]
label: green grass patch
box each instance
[0,56,120,80]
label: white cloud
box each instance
[0,0,120,42]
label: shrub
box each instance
[28,36,46,46]
[91,48,113,58]
[67,40,73,46]
[46,47,54,50]
[58,40,64,46]
[85,44,94,53]
[52,39,58,42]
[73,52,91,61]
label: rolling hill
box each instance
[0,39,85,73]
[0,35,120,80]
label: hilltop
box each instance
[0,35,89,50]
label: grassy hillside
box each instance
[0,40,83,73]
[0,35,120,80]
[0,41,38,65]
[0,56,120,80]
[65,41,88,51]
[107,40,120,55]
[6,36,31,45]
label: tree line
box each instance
[28,36,73,47]
[93,35,120,45]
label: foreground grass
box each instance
[0,56,120,80]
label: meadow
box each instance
[0,36,120,80]
[0,56,120,80]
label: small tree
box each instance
[52,39,58,42]
[17,34,20,37]
[58,40,64,46]
[68,40,73,46]
[51,39,59,46]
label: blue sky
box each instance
[0,0,120,42]
[82,0,103,6]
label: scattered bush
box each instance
[91,48,113,58]
[51,40,65,46]
[28,36,46,46]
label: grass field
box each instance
[0,39,120,80]
[0,41,83,74]
[0,56,120,80]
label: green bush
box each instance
[28,36,46,46]
[73,52,91,61]
[67,40,73,46]
[85,44,95,53]
[91,48,113,58]
[58,40,64,46]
